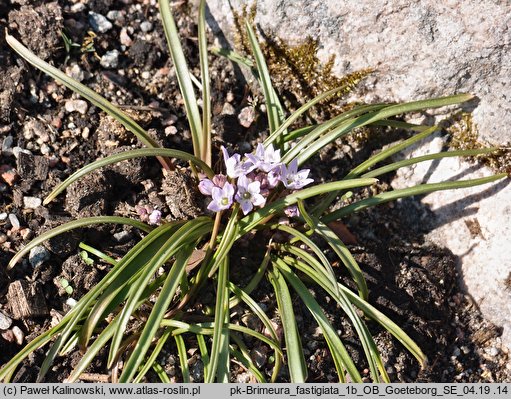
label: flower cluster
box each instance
[199,144,314,215]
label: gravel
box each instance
[100,50,120,69]
[8,213,20,229]
[0,311,12,330]
[64,99,89,114]
[28,245,51,268]
[23,196,42,209]
[140,21,153,32]
[88,11,113,33]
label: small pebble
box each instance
[0,233,7,244]
[12,326,24,345]
[221,102,235,115]
[65,99,88,114]
[141,71,151,79]
[0,310,13,330]
[1,330,14,342]
[1,135,13,154]
[238,106,256,128]
[12,147,32,158]
[29,245,51,268]
[8,213,20,229]
[113,230,132,243]
[0,212,7,221]
[120,27,133,46]
[66,298,78,307]
[1,166,18,185]
[65,64,85,82]
[165,126,178,136]
[140,21,153,32]
[70,3,86,13]
[106,10,123,22]
[100,50,120,69]
[23,196,42,209]
[88,11,113,33]
[250,347,267,368]
[487,347,499,357]
[40,144,51,155]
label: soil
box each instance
[0,0,509,383]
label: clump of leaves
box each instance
[2,0,508,383]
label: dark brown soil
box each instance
[0,0,509,383]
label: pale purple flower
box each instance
[280,159,314,190]
[284,205,300,218]
[198,174,227,196]
[267,166,282,188]
[235,175,266,215]
[207,182,235,212]
[221,146,255,178]
[148,209,162,225]
[246,143,282,173]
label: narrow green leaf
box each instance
[79,222,186,350]
[8,216,151,269]
[238,179,377,237]
[133,329,173,383]
[206,257,230,383]
[323,173,508,223]
[346,125,440,178]
[158,0,204,159]
[245,22,284,136]
[361,148,499,178]
[275,259,363,382]
[268,267,307,382]
[198,0,212,166]
[175,334,190,383]
[289,94,474,165]
[44,148,214,205]
[112,221,212,377]
[264,85,350,147]
[119,245,196,382]
[282,104,387,164]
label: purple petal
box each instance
[252,193,266,207]
[240,199,253,215]
[247,180,261,195]
[198,179,215,195]
[207,200,222,212]
[223,182,235,197]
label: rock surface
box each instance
[206,0,511,145]
[206,0,511,349]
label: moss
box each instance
[231,4,372,119]
[445,112,511,173]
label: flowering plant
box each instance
[2,0,507,383]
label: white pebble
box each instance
[12,326,24,345]
[100,50,120,69]
[8,213,20,229]
[66,298,78,307]
[23,196,42,209]
[12,147,32,158]
[65,99,89,115]
[0,310,12,330]
[140,21,153,33]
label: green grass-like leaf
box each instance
[323,173,508,223]
[8,216,152,269]
[158,0,204,160]
[245,22,285,137]
[268,267,307,382]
